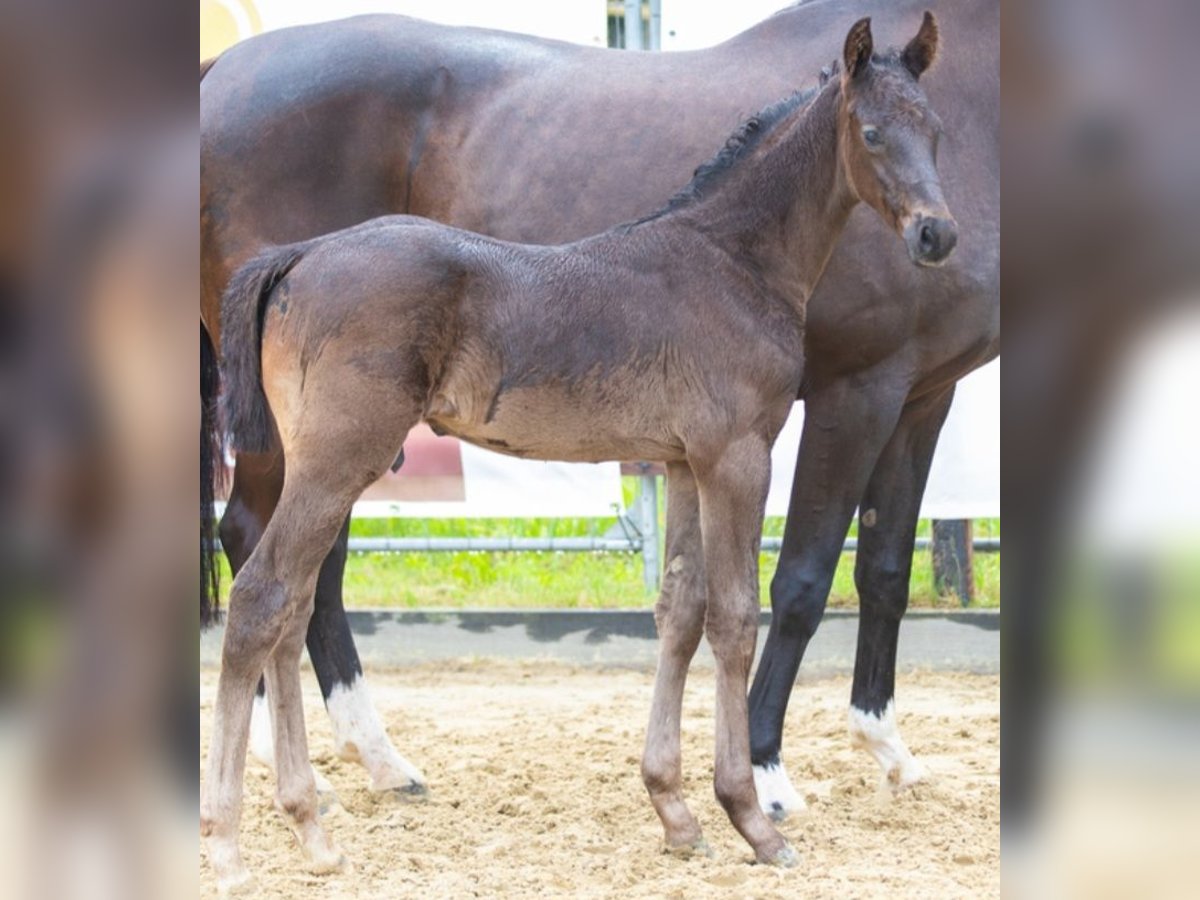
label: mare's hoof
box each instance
[753,761,806,822]
[884,758,928,791]
[664,837,712,859]
[375,781,429,803]
[764,843,801,868]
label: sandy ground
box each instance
[200,661,999,898]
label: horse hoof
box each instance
[216,868,257,897]
[753,761,806,822]
[664,837,712,859]
[317,788,343,817]
[880,756,928,793]
[375,781,429,803]
[307,851,349,876]
[764,843,801,868]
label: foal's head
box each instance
[836,13,957,267]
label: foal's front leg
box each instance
[695,436,797,867]
[642,463,709,854]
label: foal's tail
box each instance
[220,245,307,456]
[201,324,223,628]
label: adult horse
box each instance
[200,0,998,818]
[202,19,955,886]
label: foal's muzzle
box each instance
[904,214,958,267]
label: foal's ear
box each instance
[843,17,873,81]
[902,11,939,79]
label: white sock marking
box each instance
[753,759,807,818]
[326,676,426,792]
[249,688,336,796]
[249,691,274,769]
[848,700,927,788]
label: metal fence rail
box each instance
[341,535,1001,554]
[215,475,997,604]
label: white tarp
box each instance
[765,361,1001,519]
[355,452,627,520]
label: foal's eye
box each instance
[862,126,883,148]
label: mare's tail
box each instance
[200,50,224,628]
[201,325,223,628]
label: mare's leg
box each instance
[849,385,955,788]
[748,376,907,819]
[642,463,709,854]
[309,514,426,796]
[695,435,796,867]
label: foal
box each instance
[202,15,954,889]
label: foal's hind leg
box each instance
[694,436,796,867]
[202,472,361,892]
[203,412,413,890]
[642,463,709,855]
[219,453,335,804]
[263,593,345,873]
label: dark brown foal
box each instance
[202,15,954,889]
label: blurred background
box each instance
[0,0,1196,897]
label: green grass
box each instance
[217,480,998,610]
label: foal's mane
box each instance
[621,62,840,231]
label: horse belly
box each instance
[429,386,685,464]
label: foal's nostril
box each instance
[919,222,936,253]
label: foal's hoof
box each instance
[216,868,257,898]
[762,843,801,868]
[317,787,343,817]
[306,850,349,876]
[664,837,713,859]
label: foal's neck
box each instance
[676,82,856,309]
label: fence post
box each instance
[931,519,974,606]
[623,0,644,50]
[636,464,660,593]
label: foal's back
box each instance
[258,217,804,466]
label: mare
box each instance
[200,0,998,820]
[201,16,957,889]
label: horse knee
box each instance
[770,564,828,641]
[641,748,676,797]
[854,555,909,621]
[276,783,318,825]
[704,602,758,662]
[222,577,292,678]
[713,769,755,817]
[654,555,705,640]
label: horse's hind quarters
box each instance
[904,212,958,267]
